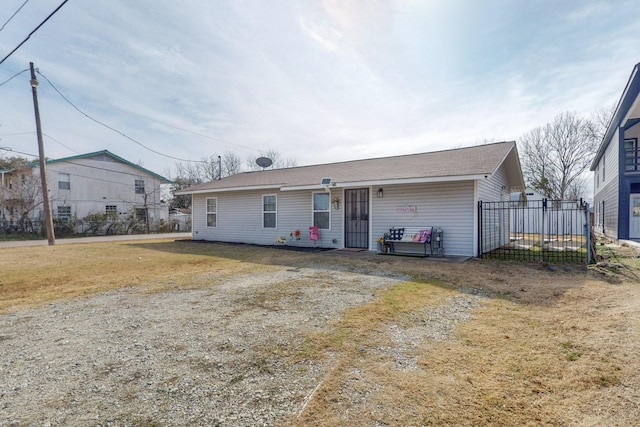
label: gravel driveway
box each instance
[1,263,483,426]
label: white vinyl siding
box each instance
[191,189,343,247]
[191,181,478,256]
[371,181,475,256]
[206,197,217,227]
[593,128,620,238]
[476,166,510,254]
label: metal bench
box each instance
[383,226,444,257]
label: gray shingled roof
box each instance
[179,141,523,194]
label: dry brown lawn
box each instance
[2,238,639,426]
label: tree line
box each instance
[2,106,614,223]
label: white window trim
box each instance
[312,192,331,230]
[135,179,145,194]
[262,194,277,229]
[57,205,71,220]
[58,172,70,190]
[206,197,217,228]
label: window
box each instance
[313,192,330,229]
[58,173,70,190]
[57,206,71,220]
[135,179,145,194]
[105,205,117,217]
[206,197,217,227]
[625,138,638,172]
[262,195,276,228]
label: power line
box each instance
[0,146,169,182]
[0,146,37,157]
[43,132,81,154]
[36,70,208,164]
[0,0,69,66]
[0,68,29,88]
[0,0,31,33]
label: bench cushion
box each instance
[388,228,404,240]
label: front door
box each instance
[344,188,369,248]
[630,194,640,239]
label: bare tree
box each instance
[0,166,42,232]
[221,151,242,177]
[520,111,599,200]
[245,149,297,171]
[170,152,246,209]
[591,104,616,142]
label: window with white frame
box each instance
[135,179,145,194]
[263,194,276,228]
[313,192,330,229]
[105,205,117,217]
[206,197,217,227]
[58,173,70,190]
[57,206,71,220]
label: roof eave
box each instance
[591,62,640,170]
[176,184,282,195]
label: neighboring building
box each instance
[177,142,524,257]
[509,187,584,236]
[591,62,640,241]
[169,208,192,231]
[0,150,171,231]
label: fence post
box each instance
[585,202,591,264]
[541,198,547,262]
[477,201,482,258]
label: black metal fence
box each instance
[478,199,590,264]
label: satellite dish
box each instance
[256,157,273,169]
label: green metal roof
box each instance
[26,150,172,183]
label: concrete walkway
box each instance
[0,232,192,248]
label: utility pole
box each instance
[30,62,55,245]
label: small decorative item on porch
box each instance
[309,226,319,241]
[376,236,385,253]
[331,197,340,210]
[275,236,287,245]
[289,229,301,241]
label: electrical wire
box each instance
[36,70,209,164]
[0,146,37,157]
[0,0,69,65]
[43,133,81,154]
[0,68,29,88]
[0,147,171,188]
[0,0,31,33]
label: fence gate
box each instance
[478,199,590,264]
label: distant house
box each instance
[169,208,192,231]
[591,62,640,241]
[177,142,524,256]
[509,187,584,237]
[0,150,171,231]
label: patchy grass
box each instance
[2,239,640,426]
[0,239,276,313]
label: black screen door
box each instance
[344,188,369,248]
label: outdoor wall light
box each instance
[377,188,384,198]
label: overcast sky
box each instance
[1,0,639,178]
